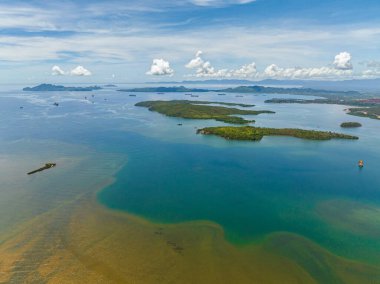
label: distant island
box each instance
[23,84,102,92]
[218,86,361,98]
[265,98,380,107]
[119,85,361,98]
[347,106,380,120]
[265,98,380,120]
[135,100,274,124]
[119,86,209,93]
[145,78,380,92]
[197,126,359,141]
[340,122,362,128]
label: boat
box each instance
[358,160,364,168]
[129,94,136,97]
[53,102,59,106]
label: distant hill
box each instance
[118,86,209,92]
[119,84,361,98]
[23,84,102,92]
[147,78,380,92]
[219,86,361,98]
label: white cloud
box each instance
[185,51,257,78]
[333,52,352,70]
[362,69,380,77]
[263,64,352,79]
[232,62,257,78]
[146,58,174,76]
[70,65,92,76]
[51,65,65,76]
[262,52,354,79]
[189,0,255,7]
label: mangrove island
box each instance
[340,122,362,128]
[197,126,359,141]
[135,100,274,124]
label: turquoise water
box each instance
[1,85,380,264]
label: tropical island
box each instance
[197,126,359,141]
[266,98,380,120]
[135,100,274,124]
[265,98,380,107]
[340,122,362,128]
[23,84,102,92]
[347,106,380,120]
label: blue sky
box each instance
[1,0,380,83]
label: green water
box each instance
[1,86,380,265]
[98,130,380,263]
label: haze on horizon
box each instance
[1,0,380,84]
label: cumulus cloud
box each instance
[232,62,257,78]
[333,52,352,70]
[263,64,352,79]
[51,65,65,76]
[146,58,174,76]
[70,65,92,76]
[185,51,257,78]
[262,52,354,79]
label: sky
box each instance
[1,0,380,84]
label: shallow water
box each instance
[1,85,380,267]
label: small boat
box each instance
[129,94,136,97]
[53,102,59,106]
[177,123,182,126]
[358,160,364,168]
[218,93,226,96]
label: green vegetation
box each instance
[266,98,380,121]
[340,122,362,128]
[135,100,274,124]
[23,84,102,92]
[347,106,380,120]
[265,98,380,107]
[197,126,358,141]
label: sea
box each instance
[1,83,379,270]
